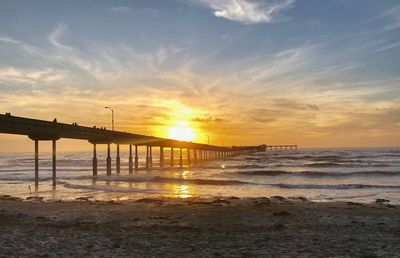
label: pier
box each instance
[0,114,266,187]
[265,145,298,151]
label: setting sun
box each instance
[168,121,196,141]
[150,100,205,142]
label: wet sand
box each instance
[1,195,400,257]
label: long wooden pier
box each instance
[0,113,266,187]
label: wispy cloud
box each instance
[48,23,72,51]
[108,6,131,13]
[0,35,21,44]
[372,42,400,54]
[375,5,400,31]
[195,0,295,24]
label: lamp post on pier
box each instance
[104,106,114,131]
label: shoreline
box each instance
[1,195,400,257]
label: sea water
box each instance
[0,148,400,204]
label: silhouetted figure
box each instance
[53,118,57,123]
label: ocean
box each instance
[0,147,400,204]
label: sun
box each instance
[168,121,196,141]
[150,100,205,142]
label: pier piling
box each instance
[179,148,183,167]
[134,145,139,171]
[35,140,39,185]
[171,148,174,167]
[194,149,197,164]
[129,144,133,174]
[160,147,164,168]
[116,144,120,174]
[93,144,97,176]
[52,140,56,187]
[106,144,111,175]
[146,146,150,169]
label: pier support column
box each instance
[179,148,183,167]
[170,148,174,167]
[187,149,190,166]
[106,144,111,175]
[150,146,153,168]
[129,144,133,174]
[134,145,139,171]
[146,146,150,169]
[160,147,164,168]
[194,149,198,164]
[93,144,97,176]
[52,140,57,187]
[34,140,39,186]
[116,144,121,174]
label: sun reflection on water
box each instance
[172,184,191,198]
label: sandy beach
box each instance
[1,195,399,257]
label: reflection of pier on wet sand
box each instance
[0,114,266,187]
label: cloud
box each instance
[48,23,72,51]
[0,67,71,88]
[0,35,21,44]
[109,6,131,13]
[372,42,400,54]
[196,0,295,24]
[375,5,400,31]
[251,117,276,123]
[192,116,228,123]
[273,99,320,111]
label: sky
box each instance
[0,0,400,152]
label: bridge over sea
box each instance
[0,113,268,187]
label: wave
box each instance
[237,170,400,177]
[303,162,389,168]
[237,170,290,176]
[0,167,94,173]
[60,181,162,193]
[310,192,381,201]
[83,175,252,186]
[153,176,251,186]
[269,183,400,190]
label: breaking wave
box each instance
[237,170,400,177]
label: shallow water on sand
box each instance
[0,148,400,204]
